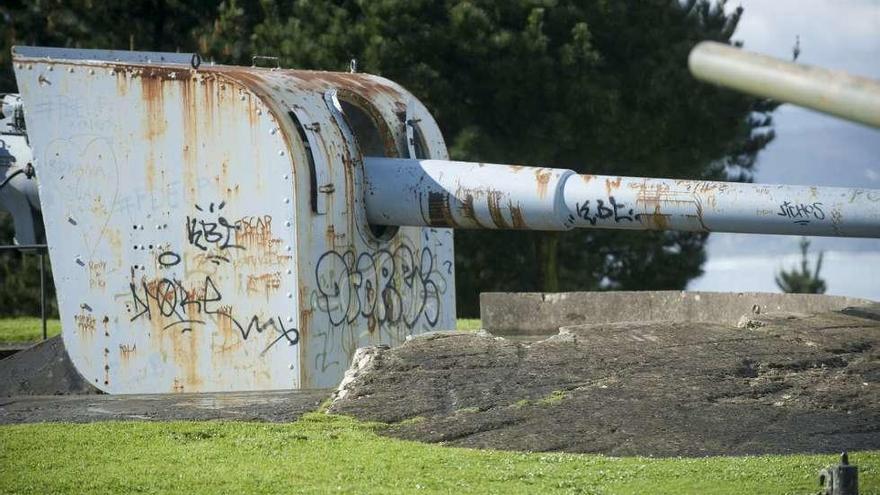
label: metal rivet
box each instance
[240,94,246,101]
[109,69,115,75]
[88,69,95,75]
[257,109,263,115]
[283,174,289,180]
[270,128,277,135]
[16,64,22,69]
[283,197,290,204]
[278,150,285,156]
[286,269,292,275]
[27,64,32,70]
[287,317,294,323]
[68,67,74,73]
[289,364,295,370]
[48,66,54,72]
[285,245,292,251]
[284,221,291,227]
[286,292,293,298]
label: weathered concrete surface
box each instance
[480,291,873,335]
[0,389,330,424]
[0,336,100,396]
[330,308,880,457]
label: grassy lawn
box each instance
[1,317,877,493]
[0,318,478,344]
[456,318,482,331]
[0,317,60,344]
[1,413,875,494]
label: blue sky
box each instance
[688,0,880,299]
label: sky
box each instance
[687,0,880,300]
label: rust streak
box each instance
[486,191,510,229]
[509,201,527,229]
[604,177,623,196]
[140,74,168,193]
[457,191,486,228]
[427,191,456,227]
[649,204,670,230]
[535,170,552,199]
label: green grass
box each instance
[456,318,482,331]
[0,318,479,344]
[0,317,60,343]
[516,390,570,408]
[0,414,876,494]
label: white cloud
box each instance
[689,250,880,300]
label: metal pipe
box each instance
[0,244,48,251]
[689,41,880,128]
[364,157,880,238]
[40,251,46,341]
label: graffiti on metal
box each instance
[12,46,456,393]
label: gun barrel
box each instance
[364,157,880,238]
[689,41,880,128]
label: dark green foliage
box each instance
[0,0,776,317]
[235,0,778,315]
[0,212,57,317]
[776,237,827,294]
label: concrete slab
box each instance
[0,389,330,424]
[480,291,873,335]
[331,307,880,457]
[0,336,99,396]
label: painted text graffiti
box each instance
[314,245,443,329]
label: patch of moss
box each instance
[397,415,426,426]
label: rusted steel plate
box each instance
[13,46,455,393]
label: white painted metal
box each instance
[689,41,880,128]
[365,158,880,238]
[12,45,195,66]
[563,175,880,237]
[365,157,575,230]
[13,46,455,393]
[0,93,41,245]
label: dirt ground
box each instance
[0,390,328,424]
[3,306,878,458]
[330,307,880,457]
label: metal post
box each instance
[39,250,46,341]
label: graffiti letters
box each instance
[575,196,639,225]
[777,201,825,225]
[127,274,298,353]
[88,260,107,289]
[157,251,181,267]
[186,201,244,252]
[314,245,442,329]
[246,272,282,295]
[75,313,97,333]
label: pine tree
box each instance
[776,237,827,294]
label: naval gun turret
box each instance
[8,43,880,394]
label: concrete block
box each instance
[480,291,874,335]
